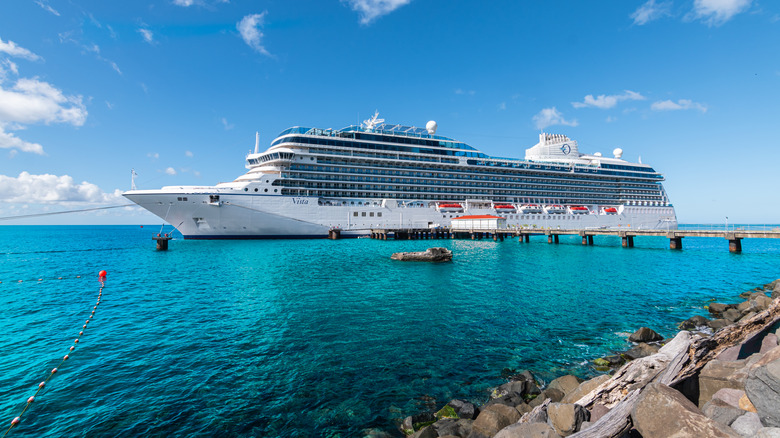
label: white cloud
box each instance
[35,0,60,16]
[651,99,708,112]
[165,167,177,175]
[0,59,19,82]
[572,90,645,109]
[147,152,159,159]
[139,28,154,44]
[454,89,475,95]
[343,0,411,25]
[0,172,121,203]
[173,0,196,6]
[631,0,672,25]
[0,125,44,154]
[691,0,751,26]
[0,38,41,61]
[221,117,234,130]
[532,107,578,130]
[498,102,506,111]
[0,78,87,126]
[237,12,271,56]
[185,150,194,157]
[606,116,617,123]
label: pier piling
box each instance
[153,234,172,250]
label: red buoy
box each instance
[69,346,74,351]
[63,355,69,360]
[98,270,107,278]
[27,396,34,404]
[11,417,19,426]
[38,382,45,389]
[51,368,58,374]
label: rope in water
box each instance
[0,205,133,221]
[3,271,107,437]
[0,275,87,285]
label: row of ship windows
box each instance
[353,212,383,217]
[300,159,660,184]
[298,142,656,175]
[286,168,660,190]
[303,147,657,177]
[281,182,660,198]
[283,173,659,193]
[280,189,659,203]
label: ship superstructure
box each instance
[124,114,676,238]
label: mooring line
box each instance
[0,275,87,285]
[3,270,107,437]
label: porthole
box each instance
[274,189,277,192]
[254,188,258,192]
[264,189,268,192]
[244,188,248,192]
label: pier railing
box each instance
[363,226,780,253]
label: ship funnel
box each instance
[254,132,260,154]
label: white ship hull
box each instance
[124,190,677,239]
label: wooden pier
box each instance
[366,227,780,253]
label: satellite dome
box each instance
[613,148,623,159]
[426,120,438,135]
[593,152,602,157]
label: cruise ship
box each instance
[123,113,677,238]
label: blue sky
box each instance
[0,0,777,224]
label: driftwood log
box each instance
[568,296,780,438]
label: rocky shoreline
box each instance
[393,279,780,438]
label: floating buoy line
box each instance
[0,275,89,285]
[3,270,107,436]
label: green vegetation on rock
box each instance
[435,404,458,420]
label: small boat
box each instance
[519,204,543,214]
[438,203,464,213]
[544,205,566,214]
[602,207,618,215]
[493,204,517,213]
[569,205,590,214]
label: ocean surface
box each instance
[1,225,779,437]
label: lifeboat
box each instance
[519,204,543,214]
[544,205,566,214]
[438,203,464,213]
[602,207,618,215]
[493,204,517,213]
[569,206,590,214]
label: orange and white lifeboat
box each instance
[602,207,618,215]
[493,204,517,213]
[519,204,543,214]
[438,203,464,213]
[545,205,566,214]
[569,205,590,214]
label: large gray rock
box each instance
[679,315,710,330]
[755,427,780,438]
[698,359,751,407]
[723,308,743,323]
[547,375,582,398]
[709,302,731,315]
[410,425,438,438]
[562,374,610,404]
[433,418,473,437]
[709,319,731,331]
[628,327,663,343]
[447,399,479,420]
[746,346,780,427]
[702,398,744,426]
[494,422,562,438]
[712,387,747,408]
[391,247,452,262]
[546,403,589,436]
[731,412,764,437]
[624,342,660,360]
[761,333,779,354]
[529,389,564,408]
[467,404,521,438]
[631,382,741,438]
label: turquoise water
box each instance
[1,225,779,437]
